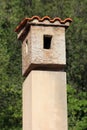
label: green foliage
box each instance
[0,0,22,129]
[66,15,87,91]
[67,85,87,130]
[0,0,87,129]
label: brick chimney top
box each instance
[15,16,72,76]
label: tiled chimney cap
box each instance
[15,16,72,32]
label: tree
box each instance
[67,85,87,130]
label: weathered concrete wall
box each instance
[22,29,31,75]
[23,70,67,130]
[31,26,65,64]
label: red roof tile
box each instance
[15,16,72,32]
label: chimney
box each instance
[15,16,72,130]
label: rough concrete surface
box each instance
[23,70,67,130]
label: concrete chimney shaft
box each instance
[15,16,72,130]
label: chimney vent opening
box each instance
[43,35,52,49]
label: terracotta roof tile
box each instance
[15,16,72,32]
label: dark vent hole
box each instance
[44,35,52,49]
